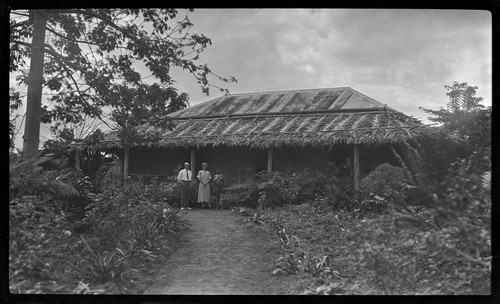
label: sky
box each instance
[11,9,492,150]
[173,9,491,114]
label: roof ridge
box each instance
[171,107,392,120]
[224,86,351,97]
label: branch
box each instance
[15,113,26,137]
[98,115,119,131]
[44,44,93,112]
[10,11,29,17]
[73,9,147,48]
[45,26,102,47]
[10,39,30,47]
[38,9,142,46]
[443,242,490,268]
[44,43,85,73]
[165,15,189,39]
[10,20,31,29]
[45,45,83,82]
[11,40,88,97]
[81,117,100,138]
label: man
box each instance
[177,162,192,210]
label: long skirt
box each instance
[198,184,210,203]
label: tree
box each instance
[419,81,490,147]
[20,10,47,158]
[415,81,491,186]
[10,9,236,159]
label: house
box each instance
[77,87,426,188]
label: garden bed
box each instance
[234,200,490,295]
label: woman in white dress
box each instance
[197,162,212,208]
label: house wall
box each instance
[273,144,398,178]
[201,146,255,185]
[128,147,189,177]
[127,146,254,184]
[127,144,399,185]
[273,146,331,173]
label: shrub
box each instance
[68,236,136,283]
[318,159,362,212]
[9,156,80,202]
[220,183,258,208]
[82,178,183,251]
[360,163,407,197]
[257,168,328,204]
[256,171,301,204]
[257,145,490,295]
[272,222,339,281]
[424,150,491,272]
[325,175,357,211]
[10,154,186,294]
[9,195,76,292]
[127,207,181,257]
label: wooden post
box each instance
[190,148,196,174]
[267,147,274,173]
[75,149,81,170]
[353,144,360,190]
[123,149,130,180]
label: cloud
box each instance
[119,10,495,121]
[134,9,494,119]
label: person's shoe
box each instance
[180,207,185,210]
[187,207,192,210]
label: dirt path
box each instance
[144,209,288,295]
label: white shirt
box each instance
[177,169,192,182]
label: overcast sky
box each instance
[172,9,492,117]
[11,9,492,150]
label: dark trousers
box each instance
[180,181,190,208]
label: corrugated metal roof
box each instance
[169,87,391,119]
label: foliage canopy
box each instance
[10,8,236,152]
[419,81,490,146]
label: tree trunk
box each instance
[22,10,47,159]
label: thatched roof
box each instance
[80,87,427,150]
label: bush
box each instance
[321,160,361,212]
[10,156,80,202]
[9,195,78,293]
[262,200,490,294]
[220,183,258,208]
[9,155,186,294]
[82,177,184,249]
[256,171,301,204]
[358,163,408,214]
[360,163,407,197]
[68,236,137,283]
[257,168,329,204]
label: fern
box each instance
[10,155,81,201]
